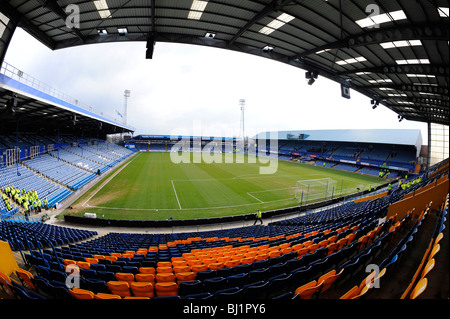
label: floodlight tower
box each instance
[239,99,245,142]
[123,89,131,125]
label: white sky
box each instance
[5,27,428,143]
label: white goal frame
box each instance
[295,178,338,204]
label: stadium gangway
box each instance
[4,222,63,270]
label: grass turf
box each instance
[63,152,386,221]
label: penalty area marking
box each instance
[82,153,141,208]
[171,180,182,210]
[247,192,264,203]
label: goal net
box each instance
[295,178,338,204]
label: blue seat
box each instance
[122,266,139,275]
[34,265,51,280]
[242,280,269,299]
[196,270,216,281]
[214,287,242,299]
[96,271,117,282]
[80,268,97,279]
[49,280,72,299]
[203,277,227,294]
[272,291,294,299]
[179,280,203,297]
[289,265,311,290]
[49,269,67,283]
[84,278,109,294]
[267,273,291,299]
[247,268,268,284]
[226,273,247,288]
[30,276,53,296]
[185,292,214,299]
[90,263,106,271]
[267,263,286,278]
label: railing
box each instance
[3,222,63,270]
[1,61,134,130]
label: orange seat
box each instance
[318,269,342,294]
[110,253,122,258]
[139,267,156,275]
[296,247,309,258]
[94,293,122,299]
[63,259,76,266]
[255,254,269,261]
[294,280,322,299]
[130,282,154,298]
[326,243,338,255]
[191,264,208,273]
[421,258,435,279]
[135,273,155,284]
[85,258,98,264]
[115,272,135,284]
[76,261,91,269]
[69,287,95,299]
[156,273,176,283]
[224,260,240,268]
[410,277,427,299]
[124,296,150,299]
[93,254,105,259]
[340,286,359,299]
[187,259,202,267]
[209,262,225,271]
[172,260,188,267]
[173,266,191,274]
[157,261,172,268]
[429,244,440,259]
[155,282,178,297]
[157,266,173,274]
[107,281,131,297]
[175,272,196,283]
[104,256,118,262]
[15,268,36,290]
[308,244,319,253]
[240,257,255,264]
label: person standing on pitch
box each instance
[254,209,263,225]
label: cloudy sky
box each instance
[5,27,428,141]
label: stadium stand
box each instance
[0,159,447,300]
[0,134,135,220]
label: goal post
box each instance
[295,178,338,204]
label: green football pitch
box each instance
[65,152,386,221]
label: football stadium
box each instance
[0,0,449,312]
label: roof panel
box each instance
[1,0,447,125]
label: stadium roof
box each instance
[0,0,448,126]
[254,128,423,149]
[0,61,134,136]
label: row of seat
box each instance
[402,194,448,299]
